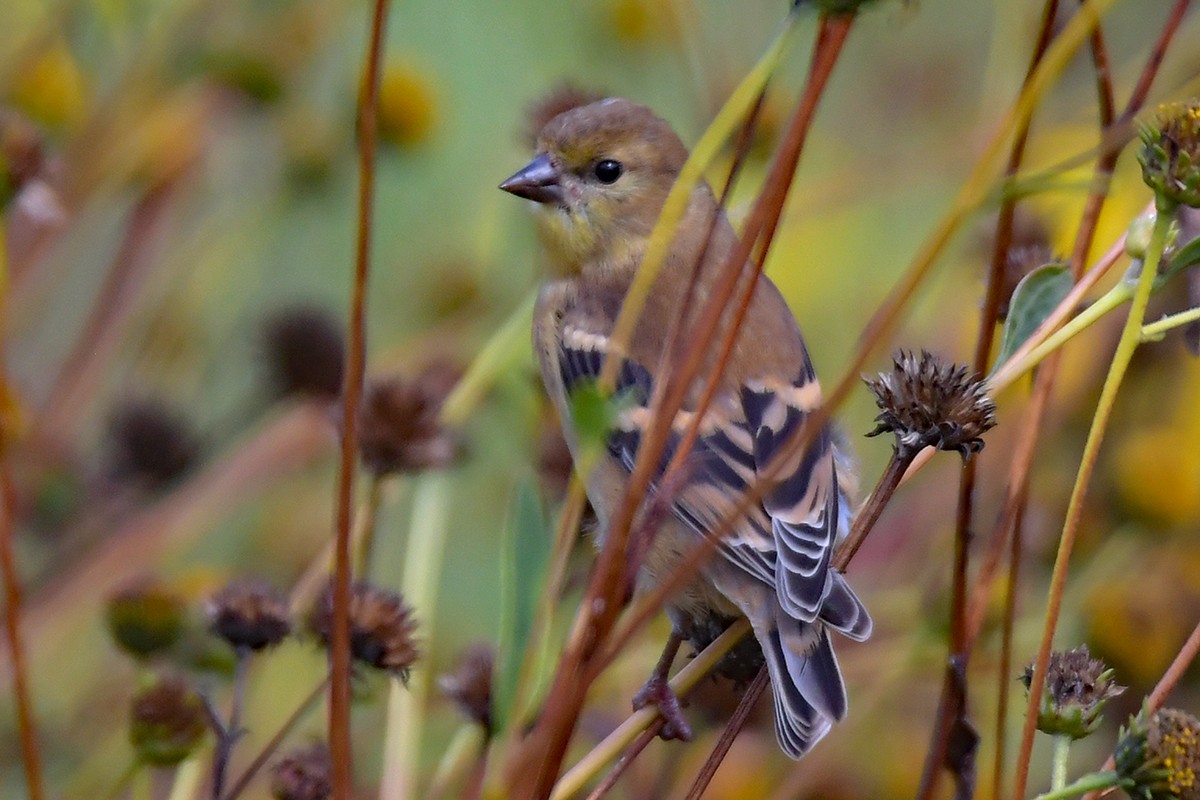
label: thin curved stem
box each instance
[1011,207,1171,800]
[548,620,750,800]
[329,1,390,797]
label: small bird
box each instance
[500,96,871,758]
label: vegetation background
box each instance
[2,0,1200,798]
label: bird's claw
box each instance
[633,675,692,741]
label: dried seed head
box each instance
[438,643,495,734]
[261,306,345,400]
[308,582,419,680]
[105,398,200,489]
[106,577,188,659]
[1021,646,1124,740]
[864,350,997,460]
[358,365,460,476]
[271,743,332,800]
[0,108,44,206]
[208,579,292,652]
[1117,707,1200,800]
[1139,100,1200,210]
[129,675,208,766]
[525,84,606,147]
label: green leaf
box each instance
[1161,232,1200,283]
[494,478,549,733]
[992,263,1073,375]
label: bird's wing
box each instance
[555,316,837,621]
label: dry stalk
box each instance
[328,0,390,796]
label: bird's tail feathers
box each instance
[819,572,872,642]
[755,621,843,759]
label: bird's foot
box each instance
[633,675,692,741]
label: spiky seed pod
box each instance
[208,579,292,652]
[308,582,419,680]
[524,84,606,148]
[129,675,208,766]
[864,350,997,461]
[271,743,333,800]
[1138,100,1200,210]
[1021,646,1124,740]
[1116,707,1200,799]
[438,643,495,734]
[357,366,460,476]
[106,577,188,659]
[261,306,345,400]
[105,398,200,489]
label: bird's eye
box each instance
[593,159,623,184]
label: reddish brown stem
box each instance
[991,490,1026,800]
[221,677,329,800]
[682,667,768,800]
[583,724,662,800]
[1010,5,1189,796]
[594,14,858,679]
[511,17,855,799]
[914,2,1061,795]
[35,180,180,444]
[832,451,910,571]
[1,467,44,800]
[329,2,389,797]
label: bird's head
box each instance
[500,97,689,276]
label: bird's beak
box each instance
[499,153,564,205]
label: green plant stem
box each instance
[1011,207,1172,800]
[131,767,152,800]
[167,757,205,800]
[1052,735,1071,791]
[1033,771,1121,800]
[440,291,536,427]
[221,677,328,800]
[102,759,142,800]
[354,473,386,578]
[548,619,750,800]
[1142,306,1200,340]
[379,471,452,800]
[1006,281,1131,381]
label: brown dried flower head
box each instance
[358,365,460,476]
[864,350,997,460]
[308,582,419,680]
[438,642,495,734]
[1,108,44,206]
[1117,707,1200,800]
[1021,645,1124,740]
[524,84,606,147]
[262,305,346,400]
[208,579,292,652]
[106,576,188,659]
[129,675,208,766]
[271,743,333,800]
[106,398,200,489]
[1139,100,1200,210]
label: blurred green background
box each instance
[3,0,1200,797]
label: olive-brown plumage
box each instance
[501,97,871,758]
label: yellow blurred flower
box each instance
[8,41,87,130]
[378,60,437,149]
[605,0,683,45]
[1114,426,1200,526]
